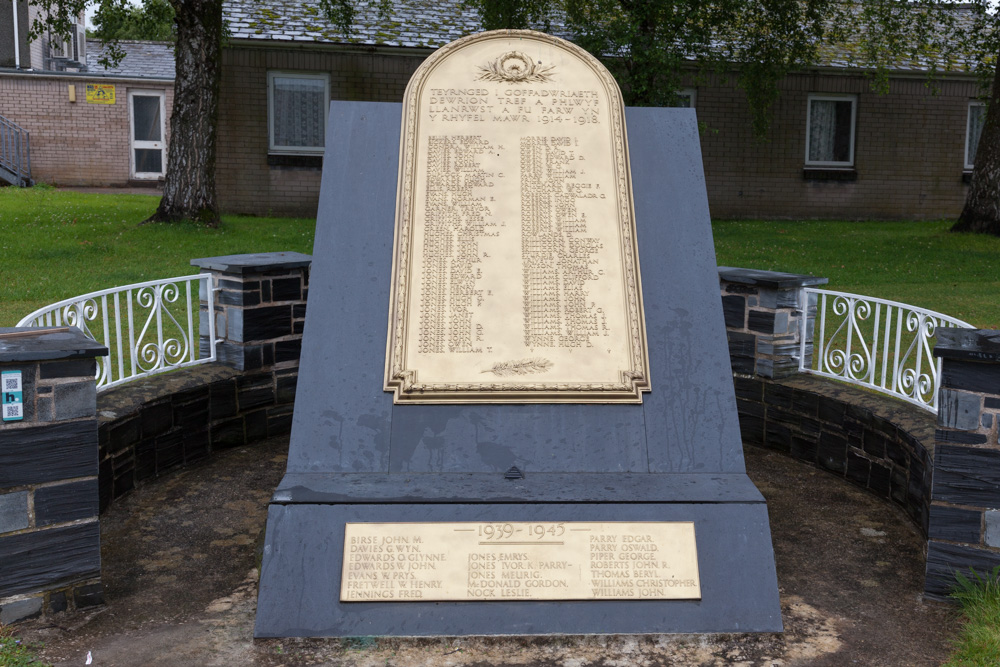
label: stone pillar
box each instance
[925,329,1000,599]
[191,252,312,372]
[719,267,828,379]
[0,327,107,624]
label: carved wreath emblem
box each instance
[481,358,554,377]
[477,52,555,84]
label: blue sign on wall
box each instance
[2,370,24,421]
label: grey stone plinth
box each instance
[191,252,312,275]
[0,327,107,363]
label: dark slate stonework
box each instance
[928,504,982,544]
[39,359,97,379]
[237,373,275,411]
[72,582,104,608]
[0,421,97,487]
[34,481,99,526]
[0,596,42,624]
[210,380,239,419]
[191,252,313,275]
[722,295,745,328]
[731,374,935,534]
[748,310,777,334]
[926,540,1000,599]
[939,389,983,431]
[0,491,29,534]
[935,328,1000,363]
[935,429,988,445]
[0,327,107,363]
[941,360,1000,395]
[271,278,302,302]
[229,306,292,343]
[140,400,174,438]
[933,445,1000,507]
[0,523,100,597]
[49,590,67,614]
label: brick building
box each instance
[217,0,983,220]
[0,33,174,187]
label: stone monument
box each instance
[255,30,782,636]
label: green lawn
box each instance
[2,188,998,330]
[0,186,315,327]
[712,219,1000,329]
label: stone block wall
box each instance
[926,330,1000,598]
[735,374,935,533]
[96,364,299,512]
[0,327,107,624]
[719,267,827,378]
[97,253,312,511]
[720,268,936,530]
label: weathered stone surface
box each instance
[39,359,96,379]
[926,540,1000,599]
[0,327,107,363]
[72,582,104,608]
[34,480,98,526]
[985,510,1000,548]
[0,421,97,487]
[0,491,29,534]
[0,523,100,597]
[191,252,312,275]
[939,389,983,431]
[929,504,981,544]
[0,595,43,624]
[941,359,1000,395]
[722,295,745,329]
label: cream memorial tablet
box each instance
[384,31,650,403]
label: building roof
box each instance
[86,40,175,79]
[225,0,520,48]
[222,0,977,75]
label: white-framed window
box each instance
[673,88,697,108]
[966,101,986,171]
[805,94,857,167]
[49,34,72,59]
[267,71,330,155]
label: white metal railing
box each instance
[799,288,972,413]
[17,274,219,391]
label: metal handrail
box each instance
[0,113,31,186]
[17,274,221,391]
[798,288,972,414]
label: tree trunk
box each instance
[146,0,222,226]
[954,58,1000,236]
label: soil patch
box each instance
[17,438,958,666]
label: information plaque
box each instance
[340,521,700,602]
[384,31,650,404]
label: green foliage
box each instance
[0,188,315,327]
[464,0,554,31]
[92,0,175,42]
[0,623,50,667]
[945,567,1000,667]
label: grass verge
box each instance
[0,186,314,327]
[945,568,1000,667]
[0,623,50,667]
[712,219,1000,329]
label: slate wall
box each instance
[925,329,1000,599]
[0,328,107,625]
[719,269,936,533]
[97,253,311,511]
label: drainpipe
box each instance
[11,0,20,69]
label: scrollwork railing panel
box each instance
[803,288,971,414]
[17,274,217,391]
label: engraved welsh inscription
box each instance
[340,522,701,602]
[385,31,650,403]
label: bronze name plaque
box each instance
[384,30,650,403]
[340,521,700,602]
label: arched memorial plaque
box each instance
[385,30,650,403]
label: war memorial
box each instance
[251,29,784,636]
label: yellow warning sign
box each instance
[86,83,116,104]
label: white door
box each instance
[128,90,166,180]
